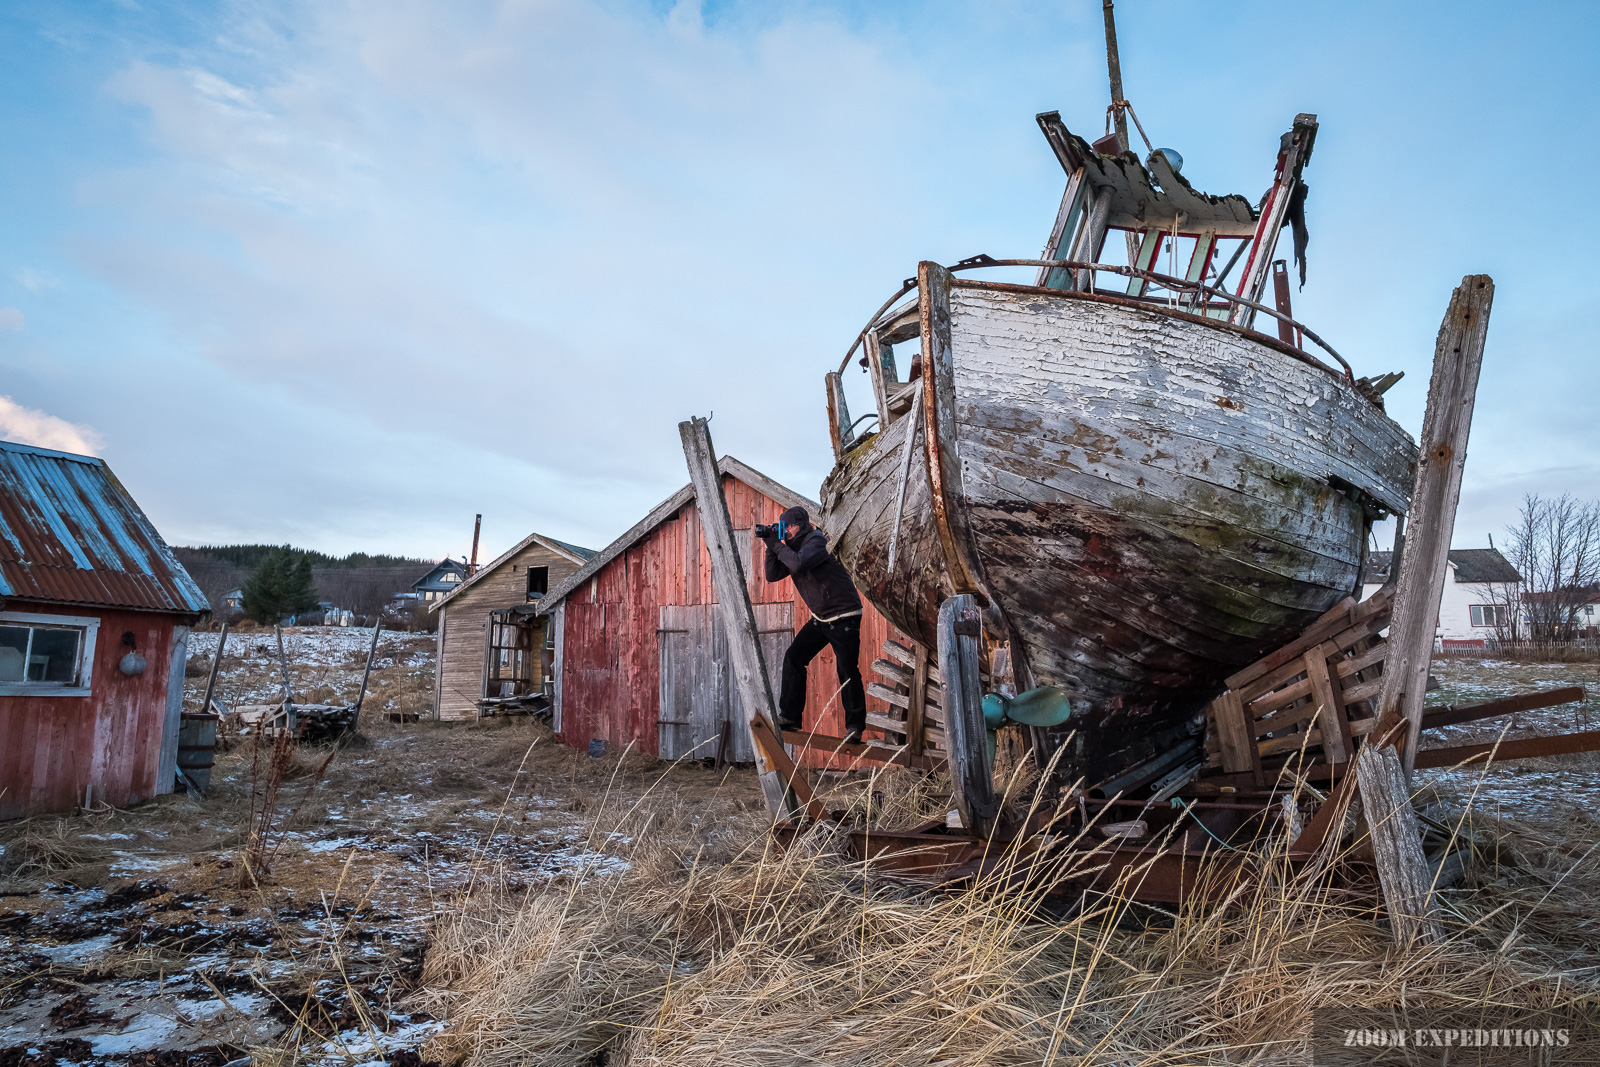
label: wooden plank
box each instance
[871,657,913,686]
[1414,729,1600,769]
[1225,595,1356,691]
[1357,276,1492,947]
[784,729,947,771]
[1420,687,1585,731]
[351,622,382,729]
[866,712,908,736]
[1384,276,1494,767]
[937,595,998,837]
[679,417,791,817]
[1241,613,1389,706]
[747,715,826,820]
[1287,768,1359,858]
[1305,647,1350,764]
[866,681,911,710]
[198,622,229,725]
[883,639,917,667]
[1211,690,1255,775]
[907,640,929,757]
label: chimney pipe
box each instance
[469,514,482,576]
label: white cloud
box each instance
[13,269,57,292]
[0,396,102,455]
[0,308,23,331]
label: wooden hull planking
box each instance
[821,278,1415,781]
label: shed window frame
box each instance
[0,611,100,697]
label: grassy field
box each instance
[3,646,1597,1067]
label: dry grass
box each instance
[0,816,110,880]
[413,757,1600,1067]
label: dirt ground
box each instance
[3,639,1597,1066]
[0,628,764,1067]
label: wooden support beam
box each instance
[1387,276,1494,767]
[747,716,827,820]
[199,620,229,718]
[1415,728,1600,769]
[679,417,794,819]
[351,621,382,729]
[1358,275,1493,947]
[937,595,998,836]
[273,624,297,733]
[1420,687,1584,731]
[783,729,947,771]
[907,640,929,756]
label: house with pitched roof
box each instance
[1361,547,1522,645]
[427,529,596,720]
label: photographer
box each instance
[756,506,867,744]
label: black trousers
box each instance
[779,615,867,732]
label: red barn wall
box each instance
[0,601,180,820]
[556,475,906,769]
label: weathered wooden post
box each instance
[937,594,998,836]
[273,624,297,733]
[351,621,382,728]
[1359,274,1493,946]
[199,620,230,716]
[680,417,818,820]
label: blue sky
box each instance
[1,0,1596,563]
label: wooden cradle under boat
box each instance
[817,113,1417,785]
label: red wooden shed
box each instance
[0,440,209,820]
[537,456,904,768]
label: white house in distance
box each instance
[1360,548,1522,646]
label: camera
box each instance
[755,523,781,538]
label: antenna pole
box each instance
[1102,0,1129,151]
[469,513,482,576]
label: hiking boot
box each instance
[777,717,803,733]
[842,727,863,745]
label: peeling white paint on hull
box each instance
[823,282,1415,778]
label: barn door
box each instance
[657,605,717,760]
[658,601,793,763]
[714,601,794,763]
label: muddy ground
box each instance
[1,628,764,1066]
[2,637,1597,1065]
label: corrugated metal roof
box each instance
[0,440,209,616]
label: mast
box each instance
[1102,0,1129,152]
[1102,0,1140,264]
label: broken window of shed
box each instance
[527,566,549,600]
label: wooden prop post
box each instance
[1388,277,1494,766]
[679,417,804,820]
[199,620,230,716]
[273,624,298,733]
[351,622,382,729]
[937,595,998,837]
[1360,274,1493,946]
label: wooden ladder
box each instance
[864,637,947,756]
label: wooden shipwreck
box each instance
[819,112,1417,787]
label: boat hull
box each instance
[821,277,1415,782]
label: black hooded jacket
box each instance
[762,522,862,622]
